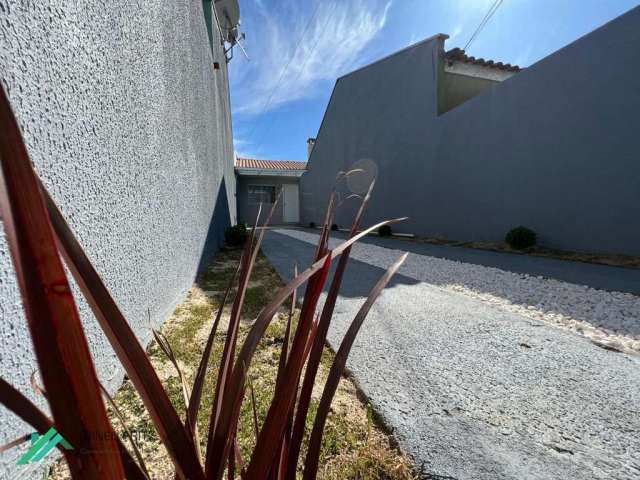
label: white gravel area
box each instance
[276,229,640,353]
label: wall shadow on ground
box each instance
[320,229,640,295]
[263,229,640,340]
[196,178,231,278]
[261,230,421,301]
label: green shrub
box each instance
[225,224,248,246]
[505,226,536,249]
[309,222,316,229]
[331,223,339,231]
[378,225,392,237]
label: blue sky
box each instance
[229,0,638,161]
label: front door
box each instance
[282,183,300,223]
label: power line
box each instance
[252,2,332,153]
[245,1,323,146]
[463,0,503,52]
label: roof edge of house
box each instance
[234,158,307,177]
[235,168,306,178]
[337,33,449,82]
[235,158,306,167]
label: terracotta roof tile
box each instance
[235,158,307,171]
[445,48,521,72]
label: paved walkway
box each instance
[262,229,640,480]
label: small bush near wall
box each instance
[505,226,537,249]
[331,223,339,231]
[378,225,392,237]
[309,222,316,229]
[225,224,248,246]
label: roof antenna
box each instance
[212,0,248,62]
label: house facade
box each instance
[235,158,307,225]
[300,6,640,256]
[0,2,238,476]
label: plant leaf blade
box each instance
[41,184,205,480]
[302,252,408,480]
[0,87,124,479]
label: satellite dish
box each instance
[215,0,240,39]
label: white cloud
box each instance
[447,24,464,44]
[232,134,260,159]
[513,43,534,68]
[230,0,392,116]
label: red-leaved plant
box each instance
[0,85,407,479]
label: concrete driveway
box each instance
[262,228,640,480]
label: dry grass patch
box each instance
[49,248,415,479]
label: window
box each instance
[248,185,276,204]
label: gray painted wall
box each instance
[301,7,640,256]
[237,175,300,226]
[0,1,235,476]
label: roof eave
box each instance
[235,168,306,177]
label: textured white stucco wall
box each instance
[0,1,236,476]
